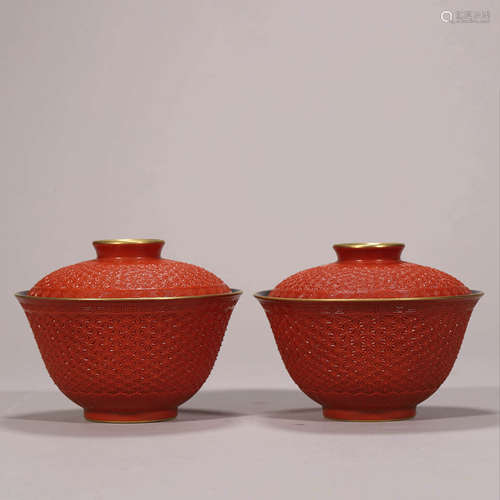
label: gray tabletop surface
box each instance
[1,382,498,500]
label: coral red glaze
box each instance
[257,242,481,421]
[270,243,470,299]
[29,239,230,298]
[258,296,479,420]
[18,293,239,422]
[18,239,240,423]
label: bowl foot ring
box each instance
[84,408,178,423]
[322,407,416,421]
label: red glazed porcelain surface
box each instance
[257,243,482,421]
[17,239,240,423]
[18,293,240,422]
[29,239,230,298]
[270,243,470,299]
[257,296,479,421]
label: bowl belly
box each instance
[19,295,238,420]
[261,298,478,417]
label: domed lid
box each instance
[270,242,471,299]
[29,239,231,298]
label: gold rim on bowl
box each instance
[254,290,483,303]
[16,289,243,302]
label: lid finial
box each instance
[333,242,405,262]
[93,239,165,259]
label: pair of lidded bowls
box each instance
[16,238,482,423]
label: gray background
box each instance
[1,1,499,499]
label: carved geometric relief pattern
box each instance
[21,296,238,411]
[261,299,477,409]
[29,259,230,298]
[271,261,470,298]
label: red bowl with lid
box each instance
[16,239,241,423]
[255,242,482,421]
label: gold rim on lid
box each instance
[333,242,405,249]
[254,290,484,303]
[93,239,165,245]
[15,289,243,302]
